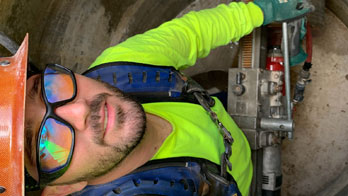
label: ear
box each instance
[41,181,87,196]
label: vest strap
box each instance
[72,157,241,196]
[83,62,197,104]
[83,62,235,184]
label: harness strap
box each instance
[84,62,234,178]
[83,62,197,103]
[72,157,241,196]
[185,78,234,178]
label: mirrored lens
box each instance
[39,118,73,172]
[44,67,74,103]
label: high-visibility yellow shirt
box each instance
[143,98,253,196]
[89,2,263,195]
[90,2,263,70]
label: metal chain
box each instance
[192,91,234,178]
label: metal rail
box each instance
[282,22,293,139]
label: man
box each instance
[24,0,313,195]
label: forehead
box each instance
[24,74,44,179]
[25,119,36,166]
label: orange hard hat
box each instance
[0,34,28,195]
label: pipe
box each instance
[260,118,294,132]
[282,22,293,139]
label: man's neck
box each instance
[87,113,172,185]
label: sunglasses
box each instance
[36,64,77,186]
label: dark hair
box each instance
[25,62,41,192]
[25,168,40,191]
[27,62,41,79]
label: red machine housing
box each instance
[266,47,285,96]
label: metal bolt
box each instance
[296,2,304,10]
[0,186,6,193]
[232,84,245,96]
[274,74,279,79]
[112,188,121,194]
[0,60,10,67]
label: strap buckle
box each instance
[186,81,234,178]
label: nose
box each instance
[55,99,89,131]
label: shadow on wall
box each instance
[0,0,196,73]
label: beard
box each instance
[55,80,146,185]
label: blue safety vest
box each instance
[74,62,241,196]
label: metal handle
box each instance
[282,22,293,139]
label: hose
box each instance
[293,21,313,103]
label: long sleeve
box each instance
[90,2,263,70]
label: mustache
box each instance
[89,93,109,145]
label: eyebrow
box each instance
[25,120,37,166]
[32,76,40,97]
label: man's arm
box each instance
[90,2,263,70]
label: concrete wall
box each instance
[1,0,347,195]
[282,9,348,196]
[0,0,196,73]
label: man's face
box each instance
[25,72,146,185]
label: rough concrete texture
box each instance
[281,9,348,196]
[327,0,348,29]
[0,0,239,75]
[1,0,348,195]
[0,0,195,73]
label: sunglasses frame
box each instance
[36,64,77,186]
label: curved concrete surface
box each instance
[0,0,196,73]
[0,0,347,195]
[282,9,348,196]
